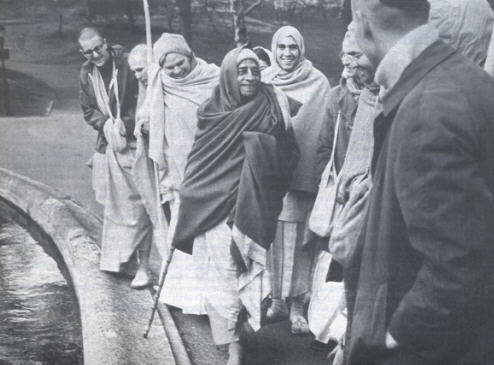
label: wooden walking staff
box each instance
[142,0,177,339]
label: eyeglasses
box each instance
[81,42,106,58]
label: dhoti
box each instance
[160,196,209,315]
[199,222,242,345]
[99,145,152,272]
[183,221,270,345]
[308,250,346,343]
[268,191,316,300]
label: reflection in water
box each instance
[0,218,83,365]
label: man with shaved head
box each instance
[128,43,149,88]
[78,28,153,288]
[346,0,494,364]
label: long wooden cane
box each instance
[141,0,177,339]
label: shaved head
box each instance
[128,44,149,86]
[78,27,103,44]
[352,0,429,65]
[128,44,148,66]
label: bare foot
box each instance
[226,341,243,365]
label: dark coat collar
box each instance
[381,41,456,117]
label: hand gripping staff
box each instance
[142,0,177,339]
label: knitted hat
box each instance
[153,33,193,66]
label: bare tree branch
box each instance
[244,0,262,15]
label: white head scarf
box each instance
[270,25,306,68]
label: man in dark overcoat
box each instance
[346,0,494,364]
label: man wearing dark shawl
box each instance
[171,47,298,365]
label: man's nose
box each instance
[245,69,255,80]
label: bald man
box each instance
[129,44,149,88]
[346,1,494,364]
[79,28,152,288]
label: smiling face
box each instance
[237,59,261,101]
[276,35,301,73]
[355,52,375,86]
[161,53,192,79]
[79,35,111,68]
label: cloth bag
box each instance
[308,112,342,237]
[328,172,371,267]
[327,88,379,267]
[89,60,127,153]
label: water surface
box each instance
[0,217,83,365]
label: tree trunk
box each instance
[231,0,247,47]
[230,0,262,47]
[178,0,193,42]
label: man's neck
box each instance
[374,24,438,95]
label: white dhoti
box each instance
[88,151,107,205]
[177,221,270,345]
[268,191,316,300]
[199,222,243,345]
[99,145,152,272]
[308,250,346,343]
[160,196,209,315]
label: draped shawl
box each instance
[263,26,332,193]
[171,47,299,254]
[145,58,220,168]
[133,57,218,255]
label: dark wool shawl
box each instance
[172,47,299,254]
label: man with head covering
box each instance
[78,27,153,288]
[262,25,332,334]
[171,47,299,365]
[346,0,494,363]
[133,33,220,314]
[307,22,380,353]
[316,22,366,177]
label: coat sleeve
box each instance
[79,67,107,132]
[389,88,494,353]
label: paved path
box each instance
[0,61,329,365]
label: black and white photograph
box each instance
[1,0,494,364]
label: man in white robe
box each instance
[135,33,220,314]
